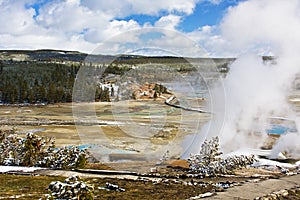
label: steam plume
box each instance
[209,0,300,157]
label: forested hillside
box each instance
[0,61,79,104]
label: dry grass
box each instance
[84,163,115,170]
[0,174,65,199]
[0,174,215,200]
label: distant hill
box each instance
[0,49,237,64]
[0,49,87,62]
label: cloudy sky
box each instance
[0,0,299,57]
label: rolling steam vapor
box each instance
[206,0,300,159]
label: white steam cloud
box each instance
[209,0,300,158]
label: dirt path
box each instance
[165,96,211,113]
[209,173,300,199]
[36,169,145,180]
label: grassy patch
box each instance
[90,178,214,200]
[0,174,64,199]
[0,174,215,200]
[84,163,114,170]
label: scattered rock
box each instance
[47,175,94,200]
[99,182,125,192]
[255,186,300,199]
[187,192,216,199]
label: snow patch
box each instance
[0,165,43,173]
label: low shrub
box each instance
[0,129,89,169]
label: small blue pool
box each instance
[77,144,99,150]
[266,124,298,135]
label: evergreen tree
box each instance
[27,89,35,104]
[100,88,110,102]
[0,61,3,74]
[47,83,56,103]
[10,85,18,104]
[153,91,158,100]
[110,84,114,96]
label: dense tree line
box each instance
[0,61,79,104]
[0,61,125,104]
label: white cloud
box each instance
[182,0,300,57]
[207,0,223,5]
[154,15,182,30]
[221,0,300,55]
[0,33,96,52]
[1,0,294,57]
[81,0,201,17]
[0,0,145,52]
[0,0,206,53]
[0,0,38,35]
[88,28,209,57]
[186,25,234,57]
[36,0,111,33]
[84,20,141,43]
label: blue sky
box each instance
[115,1,243,32]
[178,1,242,31]
[0,0,290,57]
